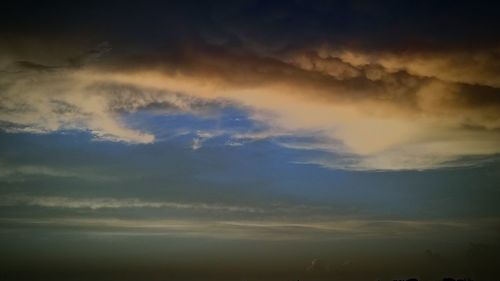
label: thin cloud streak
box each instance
[0,195,265,213]
[0,162,116,182]
[0,216,495,241]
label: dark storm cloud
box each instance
[3,0,500,113]
[3,1,500,51]
[3,0,500,57]
[64,42,500,128]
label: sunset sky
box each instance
[1,1,500,280]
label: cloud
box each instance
[0,163,76,179]
[0,195,340,219]
[0,161,115,182]
[191,130,222,150]
[326,47,500,88]
[0,195,264,213]
[0,68,153,143]
[0,61,229,144]
[0,215,495,242]
[98,45,500,169]
[2,39,500,169]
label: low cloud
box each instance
[0,215,495,242]
[0,195,264,213]
[0,161,115,182]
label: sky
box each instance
[1,1,500,280]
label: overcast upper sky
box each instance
[1,1,500,280]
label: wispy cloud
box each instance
[0,216,493,241]
[0,195,264,213]
[0,162,115,182]
[0,164,75,179]
[190,130,222,150]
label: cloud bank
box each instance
[1,215,496,242]
[2,1,500,170]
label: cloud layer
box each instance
[1,214,497,242]
[2,42,500,170]
[0,195,264,213]
[2,0,500,170]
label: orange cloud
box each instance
[2,43,500,169]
